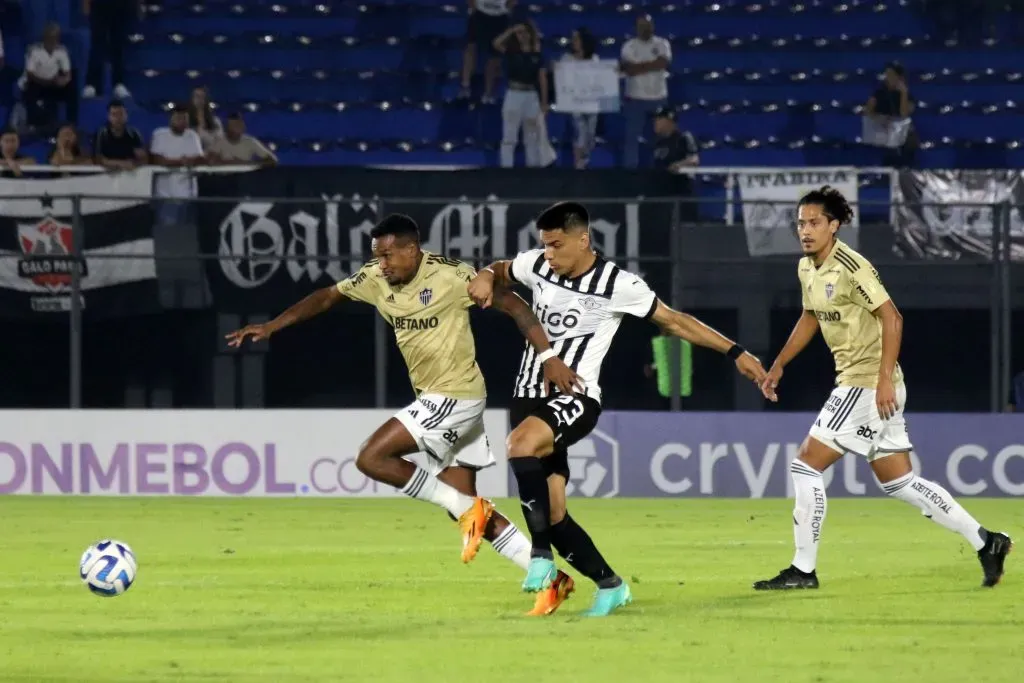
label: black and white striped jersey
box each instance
[507,249,659,403]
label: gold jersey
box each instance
[336,252,486,399]
[798,239,904,388]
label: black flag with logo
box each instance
[197,167,679,314]
[0,170,160,317]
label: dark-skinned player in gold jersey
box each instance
[227,214,583,578]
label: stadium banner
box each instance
[0,410,509,498]
[735,167,860,256]
[0,168,159,316]
[2,410,1023,499]
[552,411,1024,498]
[196,168,679,313]
[891,170,1024,261]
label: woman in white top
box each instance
[560,28,599,169]
[188,86,223,150]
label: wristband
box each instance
[482,266,496,276]
[726,344,745,360]
[537,348,557,364]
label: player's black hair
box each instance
[370,213,421,244]
[108,100,126,111]
[798,185,855,226]
[536,201,590,233]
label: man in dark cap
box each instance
[651,106,699,172]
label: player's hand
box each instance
[876,376,897,420]
[225,322,277,347]
[543,357,585,395]
[735,352,768,385]
[760,363,783,403]
[467,270,495,309]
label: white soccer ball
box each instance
[79,539,138,597]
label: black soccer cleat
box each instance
[978,531,1013,587]
[753,565,820,591]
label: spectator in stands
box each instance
[19,23,78,131]
[651,107,698,171]
[864,61,918,167]
[493,22,547,167]
[82,0,137,100]
[188,85,223,150]
[620,14,671,169]
[560,27,599,169]
[48,123,91,166]
[459,0,516,103]
[206,113,277,166]
[652,106,699,224]
[0,128,36,177]
[149,103,205,226]
[93,99,147,169]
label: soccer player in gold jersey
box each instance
[753,186,1012,590]
[227,214,581,572]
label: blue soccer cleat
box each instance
[522,556,557,592]
[583,581,632,617]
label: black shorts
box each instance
[466,11,509,54]
[509,394,603,480]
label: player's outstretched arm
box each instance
[649,300,768,385]
[760,310,820,401]
[467,260,513,308]
[225,286,346,347]
[491,288,584,395]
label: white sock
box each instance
[790,460,827,573]
[400,466,474,518]
[882,473,986,551]
[489,522,532,570]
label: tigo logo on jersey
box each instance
[565,428,620,498]
[419,288,432,306]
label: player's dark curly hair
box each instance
[798,185,855,226]
[536,201,590,232]
[371,213,420,244]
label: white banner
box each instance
[0,410,510,497]
[861,115,912,149]
[736,167,860,256]
[553,59,621,114]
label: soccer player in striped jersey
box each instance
[469,201,768,616]
[227,214,581,575]
[754,186,1012,590]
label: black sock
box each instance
[550,514,619,587]
[509,457,552,555]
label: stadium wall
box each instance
[2,410,1022,498]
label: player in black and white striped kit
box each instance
[469,201,768,616]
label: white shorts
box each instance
[394,394,495,474]
[808,383,913,461]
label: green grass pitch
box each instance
[1,497,1020,682]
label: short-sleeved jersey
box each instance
[799,239,903,388]
[508,249,658,403]
[336,252,486,399]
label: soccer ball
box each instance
[79,539,138,597]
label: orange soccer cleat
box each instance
[458,497,495,564]
[527,570,576,616]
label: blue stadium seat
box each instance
[17,0,1015,167]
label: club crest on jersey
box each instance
[824,283,835,299]
[578,297,600,311]
[419,288,433,306]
